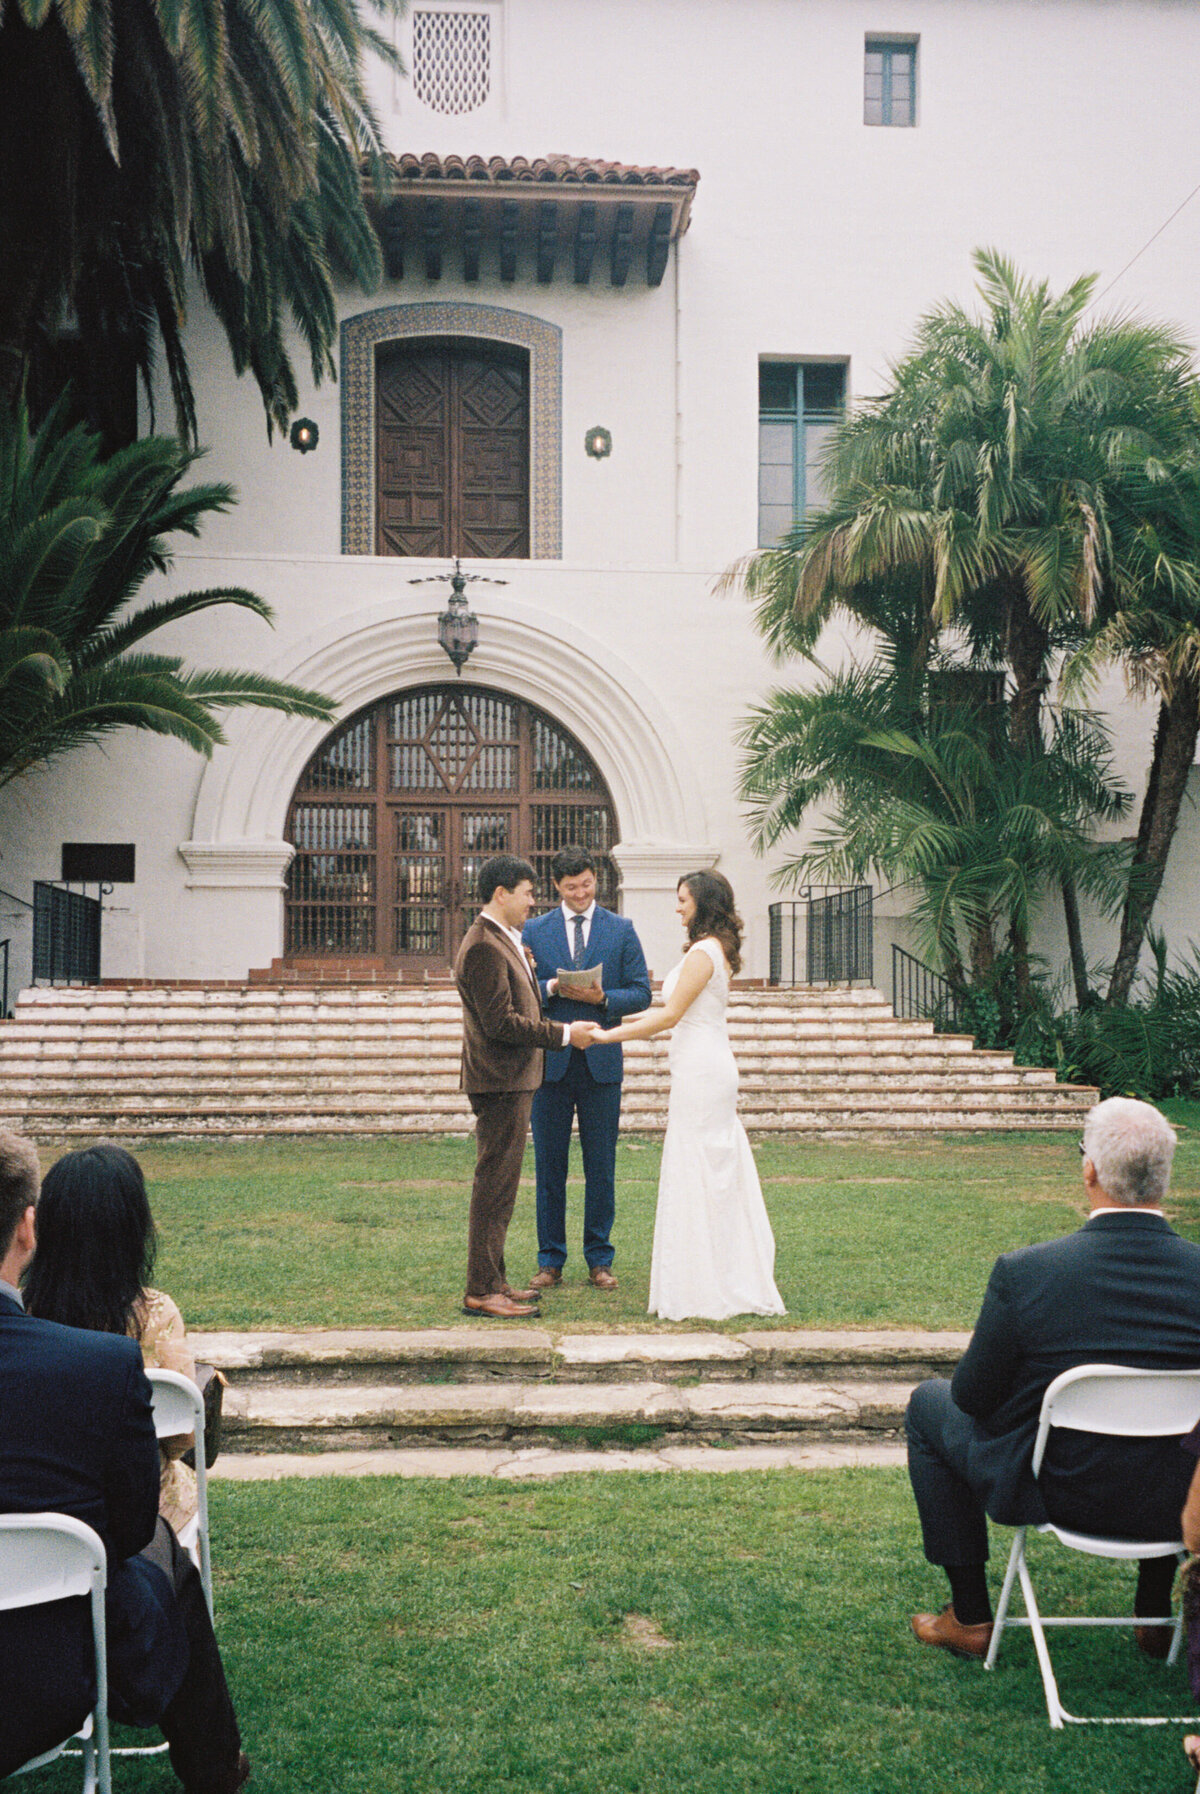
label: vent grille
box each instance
[412,10,491,115]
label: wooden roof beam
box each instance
[382,198,404,280]
[462,199,482,282]
[646,202,672,287]
[574,201,597,284]
[536,200,558,284]
[421,197,443,280]
[610,202,634,287]
[499,199,519,282]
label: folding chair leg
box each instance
[985,1528,1024,1671]
[1016,1549,1067,1728]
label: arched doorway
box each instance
[284,684,619,973]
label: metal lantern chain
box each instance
[409,559,507,675]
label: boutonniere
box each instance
[523,946,538,973]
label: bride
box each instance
[586,870,785,1321]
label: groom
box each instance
[522,847,650,1289]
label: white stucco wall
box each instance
[3,0,1200,988]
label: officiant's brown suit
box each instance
[455,916,565,1297]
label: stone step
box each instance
[193,1326,968,1387]
[222,1375,916,1451]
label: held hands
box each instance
[567,1020,600,1049]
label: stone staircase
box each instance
[0,982,1096,1140]
[199,1325,964,1469]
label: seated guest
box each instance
[24,1144,200,1533]
[0,1131,248,1794]
[907,1096,1200,1660]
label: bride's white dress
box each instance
[648,937,786,1320]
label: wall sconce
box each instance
[584,426,612,460]
[289,417,319,453]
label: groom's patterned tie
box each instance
[572,913,586,969]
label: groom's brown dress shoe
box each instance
[501,1283,540,1301]
[463,1293,540,1319]
[910,1604,993,1661]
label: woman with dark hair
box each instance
[24,1144,200,1532]
[587,871,785,1319]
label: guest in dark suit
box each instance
[906,1096,1200,1661]
[0,1131,247,1793]
[454,854,595,1320]
[522,847,650,1290]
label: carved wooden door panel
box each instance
[375,340,529,559]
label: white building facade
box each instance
[4,0,1200,993]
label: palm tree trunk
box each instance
[1061,875,1092,1008]
[1107,674,1200,1004]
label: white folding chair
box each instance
[984,1363,1200,1728]
[0,1512,110,1794]
[147,1369,212,1618]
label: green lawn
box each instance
[27,1470,1200,1794]
[52,1103,1200,1332]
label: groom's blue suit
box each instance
[522,905,650,1271]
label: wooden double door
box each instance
[285,686,618,974]
[376,338,529,558]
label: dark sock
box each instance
[1134,1556,1177,1618]
[945,1564,992,1626]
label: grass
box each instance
[40,1102,1200,1333]
[27,1469,1200,1794]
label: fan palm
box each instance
[0,0,400,440]
[0,401,336,791]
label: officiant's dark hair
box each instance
[478,854,537,903]
[551,846,594,883]
[679,870,743,976]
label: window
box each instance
[410,5,495,115]
[865,36,917,126]
[758,362,846,547]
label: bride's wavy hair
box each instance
[679,869,742,976]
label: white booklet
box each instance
[556,964,603,994]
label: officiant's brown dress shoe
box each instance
[910,1604,993,1660]
[463,1293,540,1319]
[529,1267,562,1289]
[588,1265,618,1290]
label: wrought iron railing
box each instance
[32,882,101,984]
[769,887,874,985]
[0,940,8,1019]
[891,945,965,1032]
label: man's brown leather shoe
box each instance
[910,1604,992,1661]
[463,1293,540,1319]
[501,1283,539,1301]
[529,1267,562,1289]
[588,1265,618,1290]
[1135,1623,1174,1661]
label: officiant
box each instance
[522,847,651,1290]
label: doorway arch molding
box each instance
[182,599,714,887]
[340,302,562,557]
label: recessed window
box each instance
[758,362,846,547]
[865,36,917,127]
[412,7,492,114]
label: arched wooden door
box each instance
[284,686,619,974]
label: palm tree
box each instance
[1070,451,1200,1003]
[729,250,1193,1008]
[0,0,400,440]
[0,401,336,791]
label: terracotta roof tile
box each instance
[385,151,699,190]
